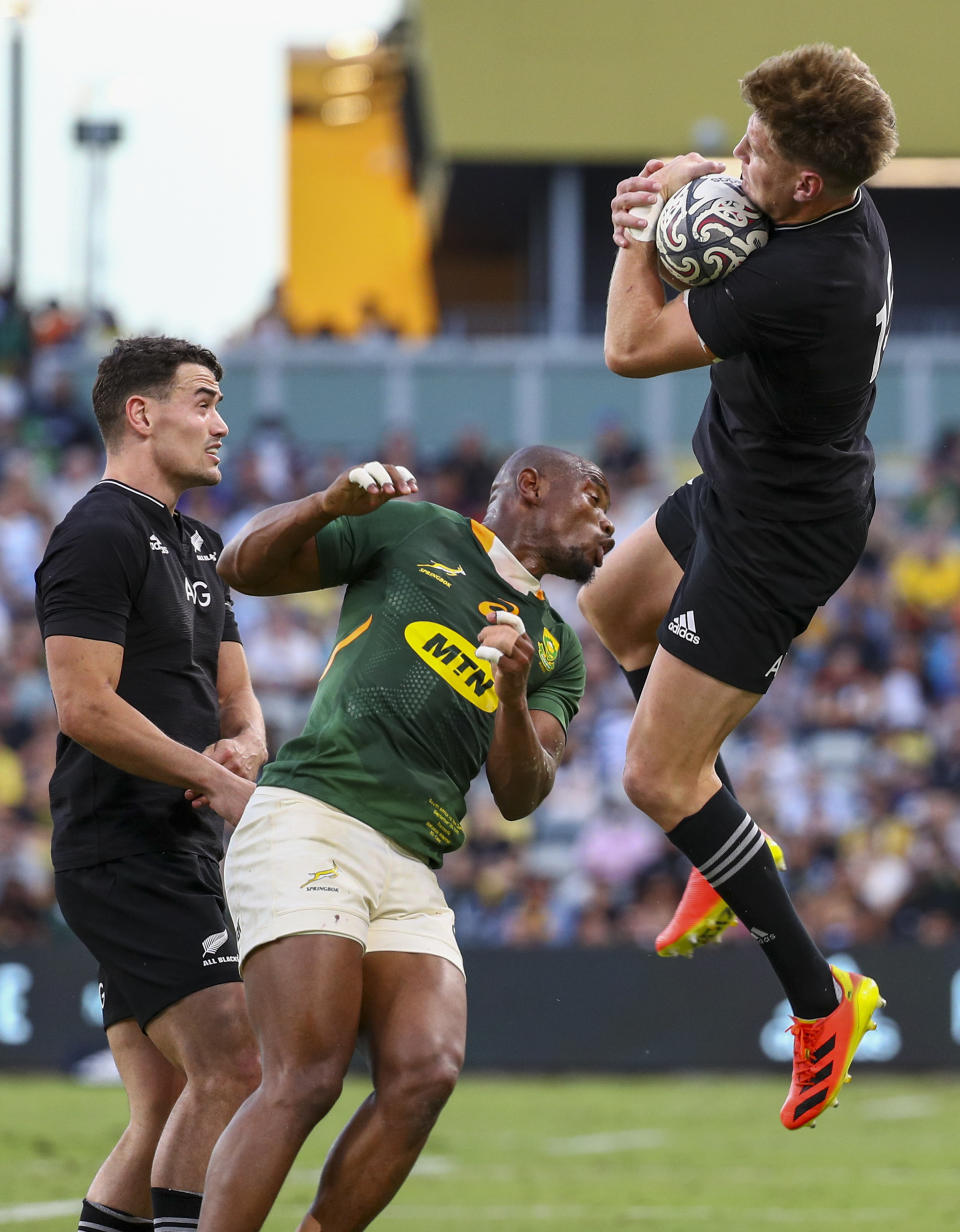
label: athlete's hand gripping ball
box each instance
[476,610,534,702]
[319,460,418,519]
[613,153,725,249]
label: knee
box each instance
[622,756,674,825]
[377,1047,462,1131]
[193,1041,262,1109]
[130,1073,185,1136]
[262,1058,346,1128]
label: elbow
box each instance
[493,783,552,822]
[56,693,101,745]
[216,553,241,589]
[604,344,657,379]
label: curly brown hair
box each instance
[740,44,898,192]
[92,335,223,448]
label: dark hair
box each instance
[740,45,898,192]
[91,335,223,447]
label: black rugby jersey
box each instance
[687,188,892,520]
[35,480,241,871]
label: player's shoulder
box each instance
[361,498,467,538]
[48,483,148,548]
[384,499,461,525]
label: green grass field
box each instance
[0,1072,955,1230]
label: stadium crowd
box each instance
[1,287,960,952]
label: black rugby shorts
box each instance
[55,850,241,1031]
[655,474,874,695]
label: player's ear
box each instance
[125,395,151,437]
[794,169,824,203]
[516,466,542,504]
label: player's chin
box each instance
[559,558,598,586]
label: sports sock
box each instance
[151,1188,201,1232]
[667,787,838,1019]
[79,1199,152,1231]
[620,664,736,793]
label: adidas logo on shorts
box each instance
[668,609,700,645]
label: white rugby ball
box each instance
[655,174,770,287]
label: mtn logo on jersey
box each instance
[191,528,218,562]
[668,610,700,645]
[149,533,169,554]
[417,560,465,588]
[538,627,559,671]
[404,621,498,712]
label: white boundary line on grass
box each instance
[376,1203,902,1223]
[0,1200,78,1224]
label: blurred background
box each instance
[1,0,959,1078]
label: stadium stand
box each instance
[2,295,960,955]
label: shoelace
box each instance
[785,1019,820,1086]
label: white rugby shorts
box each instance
[224,785,464,977]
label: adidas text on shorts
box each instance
[655,475,874,694]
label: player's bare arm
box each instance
[478,612,565,819]
[45,634,255,824]
[209,642,268,780]
[185,642,269,812]
[605,153,723,378]
[218,460,417,596]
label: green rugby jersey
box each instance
[259,500,585,867]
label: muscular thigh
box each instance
[361,952,466,1075]
[241,933,365,1075]
[578,510,682,667]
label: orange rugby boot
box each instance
[780,966,884,1130]
[655,833,786,957]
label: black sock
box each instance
[621,664,651,704]
[151,1189,201,1232]
[620,664,736,795]
[79,1200,152,1231]
[668,787,837,1018]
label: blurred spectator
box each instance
[3,312,960,953]
[0,467,53,609]
[25,371,99,453]
[0,284,32,377]
[43,443,104,525]
[429,429,501,521]
[244,603,324,747]
[31,299,81,349]
[890,522,960,627]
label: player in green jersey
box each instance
[196,447,614,1232]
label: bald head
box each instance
[482,446,614,584]
[487,446,609,511]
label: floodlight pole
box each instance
[74,120,123,312]
[9,9,25,290]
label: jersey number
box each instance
[870,254,894,383]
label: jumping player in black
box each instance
[579,44,898,1129]
[35,338,266,1229]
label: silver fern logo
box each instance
[202,929,229,957]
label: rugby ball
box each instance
[655,175,770,287]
